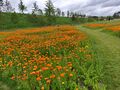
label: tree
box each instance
[56,8,61,16]
[67,11,70,17]
[113,12,120,19]
[32,1,39,14]
[45,0,56,25]
[71,14,76,21]
[70,12,74,17]
[4,0,14,12]
[0,0,3,12]
[18,0,26,13]
[0,0,3,25]
[62,11,65,17]
[38,9,43,15]
[45,0,55,16]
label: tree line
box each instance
[0,0,97,30]
[0,0,86,19]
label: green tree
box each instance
[18,0,26,13]
[0,0,4,26]
[113,12,120,19]
[71,14,76,21]
[45,0,55,16]
[45,0,56,25]
[62,11,65,17]
[38,9,43,15]
[4,0,14,12]
[0,0,3,12]
[67,10,70,17]
[56,8,61,16]
[32,1,39,15]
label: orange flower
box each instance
[46,64,52,67]
[33,65,38,70]
[67,62,72,67]
[35,71,40,75]
[23,66,26,69]
[56,66,62,70]
[40,57,46,61]
[50,74,55,79]
[23,70,27,73]
[60,73,65,77]
[11,75,15,80]
[69,73,73,77]
[30,71,36,75]
[85,23,108,28]
[8,61,13,67]
[46,79,51,84]
[30,71,40,75]
[41,67,49,71]
[36,77,41,81]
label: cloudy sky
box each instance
[8,0,120,16]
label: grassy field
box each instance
[0,20,120,90]
[81,20,120,90]
[0,25,106,90]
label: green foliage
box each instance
[0,12,96,30]
[102,30,120,38]
[45,0,55,17]
[18,0,27,13]
[11,12,19,24]
[45,0,56,25]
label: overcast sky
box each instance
[7,0,120,16]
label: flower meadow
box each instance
[84,23,120,37]
[105,25,120,32]
[0,25,104,90]
[104,25,120,37]
[84,24,108,29]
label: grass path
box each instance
[79,26,120,90]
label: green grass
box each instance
[102,30,120,38]
[82,19,120,38]
[0,12,96,30]
[79,25,120,90]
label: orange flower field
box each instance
[0,25,100,90]
[84,23,109,28]
[105,25,120,32]
[84,23,120,38]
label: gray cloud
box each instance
[102,0,120,7]
[5,0,120,16]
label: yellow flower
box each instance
[41,86,44,90]
[85,45,89,48]
[62,82,65,85]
